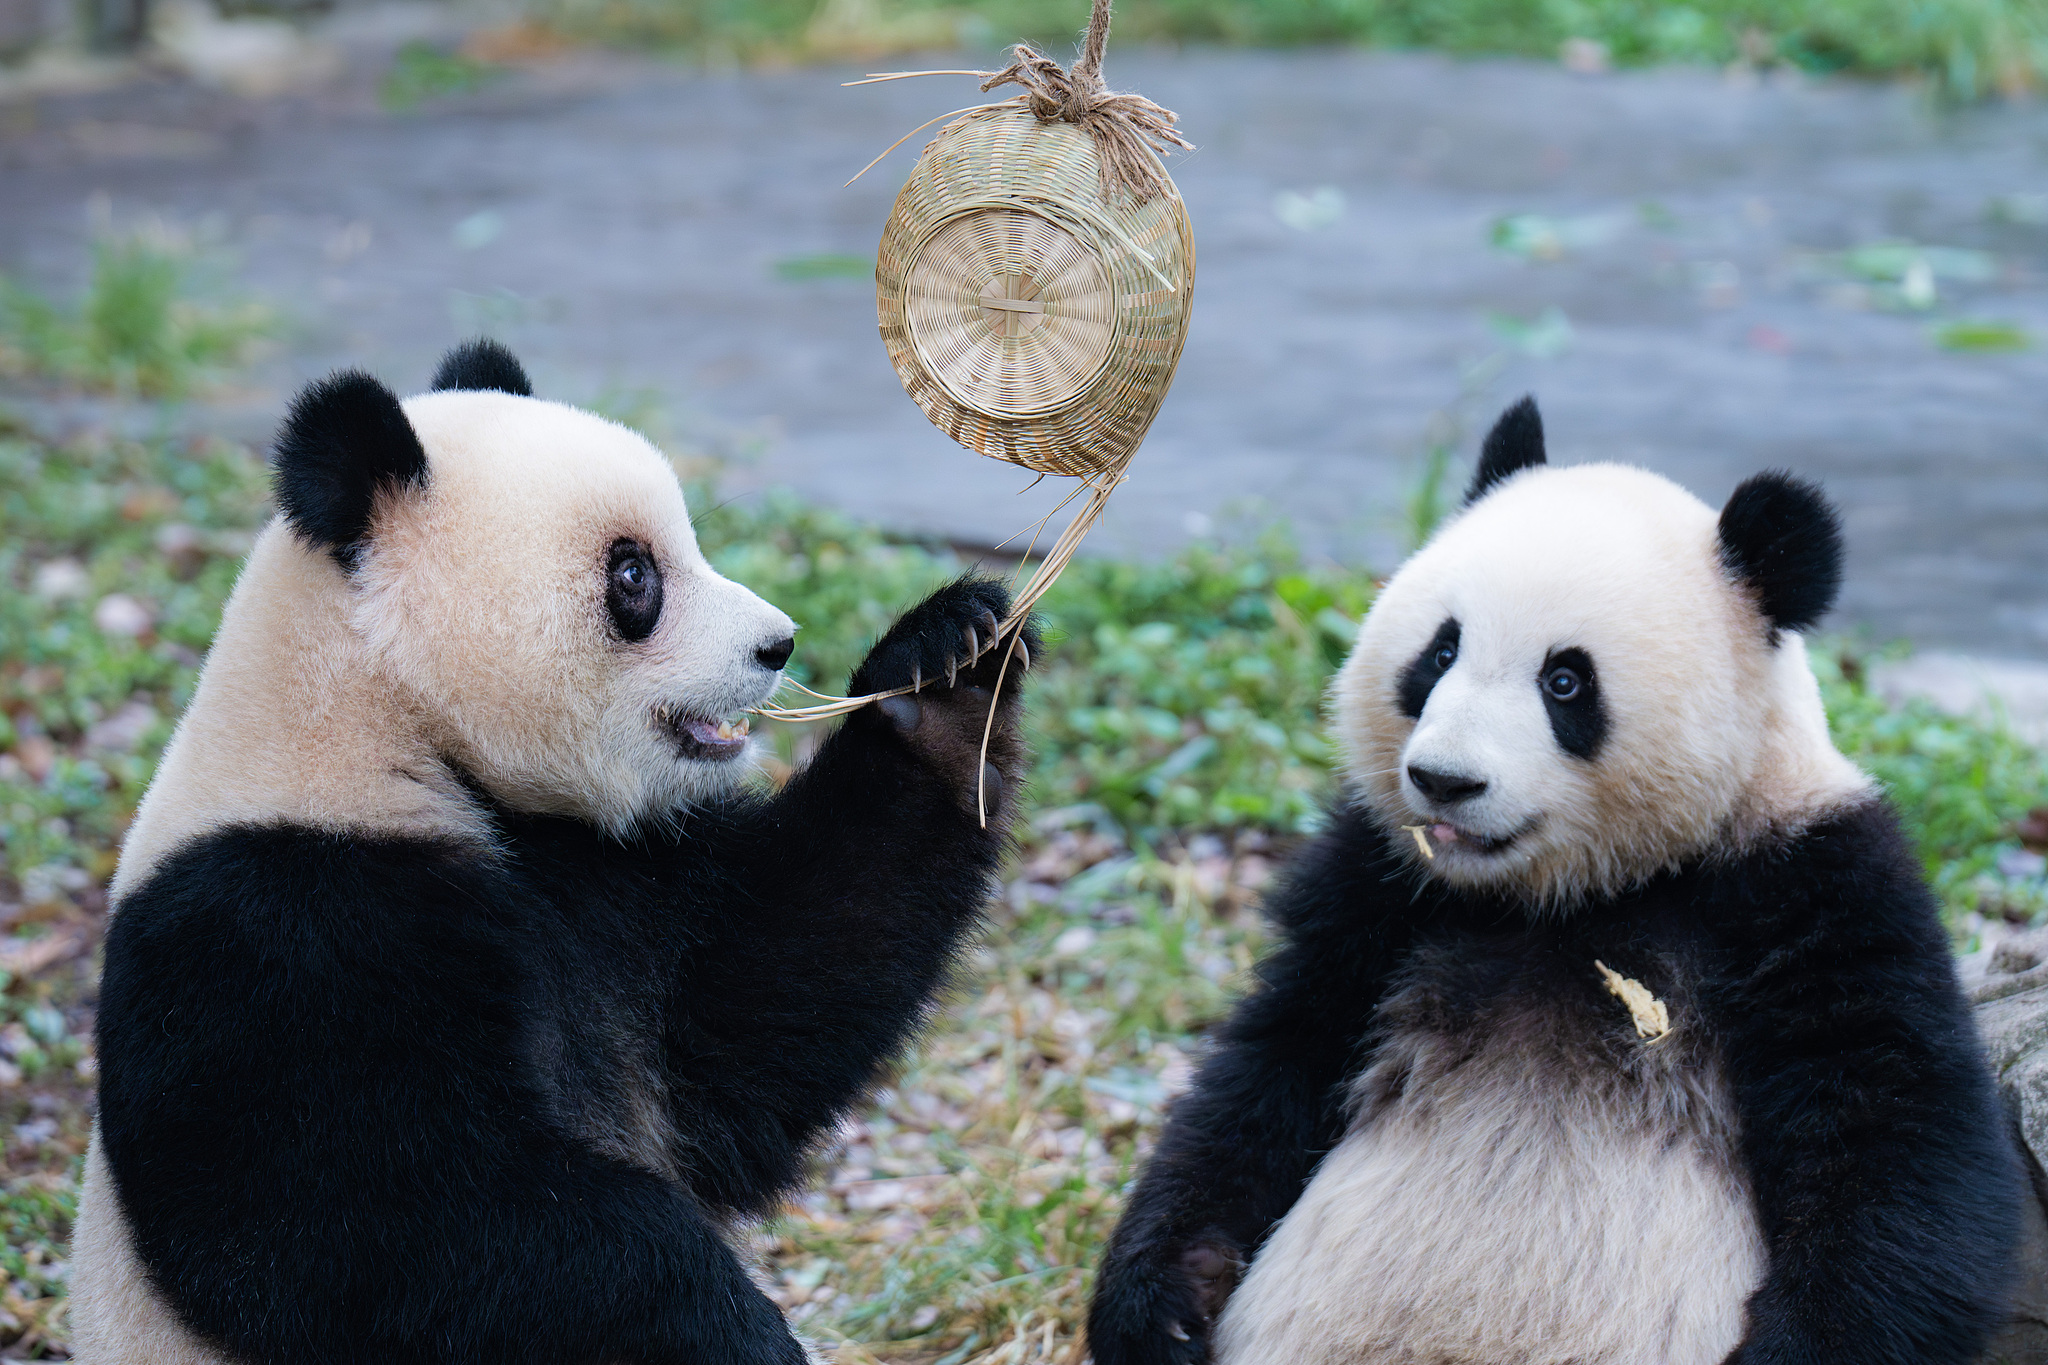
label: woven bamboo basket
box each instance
[876,106,1195,480]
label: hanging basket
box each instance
[876,106,1195,480]
[757,0,1196,828]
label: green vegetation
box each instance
[379,40,507,111]
[774,253,878,281]
[1933,317,2035,352]
[0,233,269,399]
[532,0,2048,99]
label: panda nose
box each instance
[1408,765,1488,805]
[755,637,795,672]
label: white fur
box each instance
[86,391,796,1355]
[1333,463,1869,907]
[1214,987,1764,1365]
[69,1135,227,1365]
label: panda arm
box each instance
[1088,805,1420,1365]
[97,827,806,1365]
[655,577,1038,1215]
[1702,801,2024,1365]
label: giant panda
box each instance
[69,340,1039,1365]
[1087,397,2023,1365]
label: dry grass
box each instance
[755,823,1276,1364]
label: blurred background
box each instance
[4,1,2048,1359]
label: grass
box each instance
[1933,318,2034,352]
[0,232,270,400]
[0,373,2043,1355]
[527,0,2048,99]
[379,41,507,111]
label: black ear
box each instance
[430,338,532,396]
[1717,471,1844,635]
[271,371,429,569]
[1465,396,1546,504]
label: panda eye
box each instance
[1433,644,1457,672]
[1544,667,1581,701]
[605,539,664,643]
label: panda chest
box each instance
[1214,938,1766,1365]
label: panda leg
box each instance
[652,576,1039,1214]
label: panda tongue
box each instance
[1429,823,1460,845]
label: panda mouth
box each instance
[657,709,751,762]
[1423,821,1525,856]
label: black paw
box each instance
[848,575,1038,699]
[1088,1240,1233,1365]
[846,576,1040,821]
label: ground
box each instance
[4,25,2048,658]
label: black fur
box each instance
[1396,618,1460,720]
[1464,395,1546,504]
[1717,472,1844,635]
[98,578,1039,1364]
[1087,801,2021,1365]
[1539,645,1606,759]
[430,338,534,396]
[271,371,429,569]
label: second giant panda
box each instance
[69,341,1039,1364]
[1087,398,2022,1365]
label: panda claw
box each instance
[911,664,923,693]
[1013,638,1030,671]
[964,626,979,660]
[979,607,1000,640]
[1168,1323,1190,1342]
[947,657,958,688]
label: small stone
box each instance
[85,699,159,754]
[2002,848,2048,881]
[93,593,153,639]
[1560,37,1611,74]
[30,559,89,601]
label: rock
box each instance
[152,0,339,97]
[91,592,153,638]
[1975,942,2048,1362]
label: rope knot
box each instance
[973,0,1192,204]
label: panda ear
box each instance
[271,370,428,569]
[1717,471,1843,635]
[1464,396,1546,504]
[430,338,533,397]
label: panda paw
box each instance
[848,576,1040,817]
[1088,1238,1239,1365]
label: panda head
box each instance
[1333,396,1869,908]
[270,340,797,830]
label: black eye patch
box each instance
[606,538,664,642]
[1539,646,1606,760]
[1397,618,1461,720]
